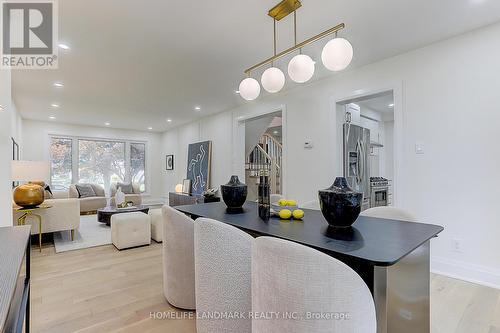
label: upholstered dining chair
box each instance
[162,205,196,310]
[270,194,283,204]
[300,200,320,210]
[194,218,253,333]
[360,206,417,222]
[252,236,377,333]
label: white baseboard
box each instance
[432,256,500,290]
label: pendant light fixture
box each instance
[261,19,285,93]
[239,77,261,101]
[238,0,354,101]
[321,36,353,71]
[287,10,314,83]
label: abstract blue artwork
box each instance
[186,140,212,195]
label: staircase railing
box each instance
[245,133,282,194]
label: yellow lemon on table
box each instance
[292,209,305,220]
[279,209,292,219]
[287,200,298,207]
[278,199,288,207]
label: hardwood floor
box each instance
[30,242,195,333]
[31,242,500,333]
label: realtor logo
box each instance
[1,0,58,69]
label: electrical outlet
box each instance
[452,238,463,253]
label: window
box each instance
[130,143,146,192]
[49,136,147,193]
[50,137,72,191]
[78,139,126,191]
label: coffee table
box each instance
[97,205,150,226]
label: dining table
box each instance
[175,201,443,333]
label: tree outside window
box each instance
[49,137,147,193]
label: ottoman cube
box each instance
[111,212,151,250]
[149,208,163,242]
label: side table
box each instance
[13,205,52,252]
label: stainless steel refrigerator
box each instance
[343,123,371,210]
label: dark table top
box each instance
[98,205,149,214]
[175,201,443,267]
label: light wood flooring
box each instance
[30,242,500,333]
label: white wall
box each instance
[161,111,234,196]
[22,120,164,199]
[161,22,500,288]
[0,69,13,227]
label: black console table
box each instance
[168,192,220,207]
[0,226,31,333]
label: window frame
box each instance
[48,134,149,194]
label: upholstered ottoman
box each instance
[149,208,163,242]
[111,212,151,250]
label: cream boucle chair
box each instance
[360,206,416,222]
[162,205,196,310]
[252,236,376,333]
[194,218,253,333]
[301,200,320,210]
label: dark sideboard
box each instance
[0,226,31,333]
[168,192,220,207]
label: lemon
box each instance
[292,209,305,220]
[287,200,298,207]
[279,209,292,219]
[278,199,288,207]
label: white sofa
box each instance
[13,197,80,239]
[68,184,108,214]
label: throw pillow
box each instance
[117,183,134,194]
[75,184,97,198]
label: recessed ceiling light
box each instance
[388,103,394,108]
[195,106,201,111]
[273,130,278,135]
[49,116,56,120]
[148,126,153,130]
[166,119,172,123]
[104,122,111,126]
[235,90,240,94]
[58,43,70,50]
[51,103,60,108]
[53,82,64,87]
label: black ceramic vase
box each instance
[221,175,248,210]
[318,177,363,228]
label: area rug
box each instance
[53,215,111,253]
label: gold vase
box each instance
[13,183,45,208]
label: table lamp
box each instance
[11,160,50,208]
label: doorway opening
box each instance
[244,111,283,201]
[336,90,395,209]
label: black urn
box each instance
[318,177,363,228]
[221,175,248,209]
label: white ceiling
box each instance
[357,92,394,114]
[12,0,500,132]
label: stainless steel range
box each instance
[370,177,390,207]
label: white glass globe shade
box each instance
[288,54,315,83]
[239,77,261,101]
[321,37,353,72]
[261,67,285,93]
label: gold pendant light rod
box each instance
[244,22,345,75]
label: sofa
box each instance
[13,197,80,239]
[69,183,108,214]
[109,183,143,206]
